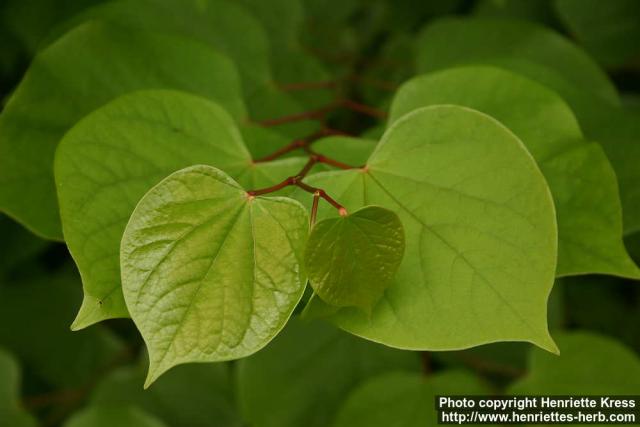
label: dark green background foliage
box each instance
[1,0,639,426]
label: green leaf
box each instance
[297,105,558,352]
[333,371,489,427]
[48,0,321,138]
[389,65,639,278]
[312,136,377,167]
[415,17,619,106]
[241,125,292,160]
[55,90,304,330]
[63,406,168,427]
[510,331,640,394]
[92,359,240,427]
[0,348,36,427]
[305,206,405,310]
[237,318,421,427]
[555,0,640,68]
[0,265,125,388]
[47,0,272,94]
[416,24,640,237]
[121,165,308,387]
[0,20,245,240]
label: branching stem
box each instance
[247,152,356,216]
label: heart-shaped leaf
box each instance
[296,105,558,352]
[389,65,639,278]
[121,165,308,387]
[0,21,245,240]
[305,206,405,311]
[55,90,307,330]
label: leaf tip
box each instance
[536,331,560,355]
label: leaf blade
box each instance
[121,165,308,386]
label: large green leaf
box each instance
[414,20,640,237]
[0,348,36,427]
[0,265,125,388]
[415,17,619,106]
[389,66,638,278]
[47,0,271,94]
[236,318,421,427]
[510,331,640,394]
[63,406,168,427]
[92,359,240,427]
[305,206,405,310]
[0,21,245,240]
[55,90,306,330]
[555,0,640,68]
[121,165,308,386]
[333,371,489,427]
[297,105,558,352]
[48,0,321,137]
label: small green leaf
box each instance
[121,165,308,387]
[0,20,245,239]
[237,318,421,427]
[305,206,405,311]
[63,406,167,427]
[297,105,558,352]
[0,348,36,427]
[510,331,640,394]
[333,371,489,427]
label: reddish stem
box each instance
[296,181,348,216]
[310,192,320,226]
[247,154,354,216]
[253,127,353,164]
[254,139,307,163]
[256,102,339,127]
[340,99,388,119]
[308,150,362,170]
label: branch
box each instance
[247,153,357,216]
[256,102,339,127]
